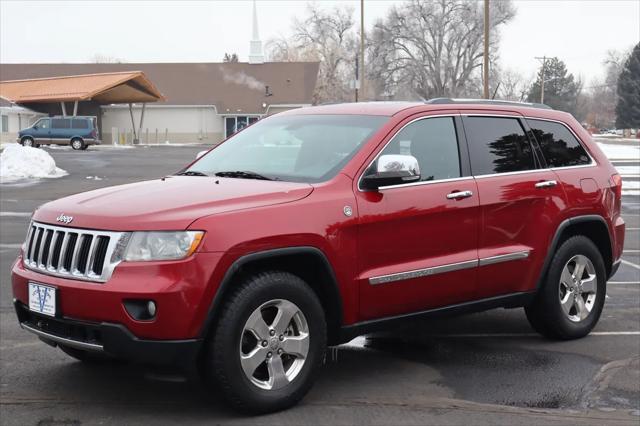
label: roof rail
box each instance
[425,98,553,110]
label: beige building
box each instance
[0,61,319,145]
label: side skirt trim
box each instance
[338,291,535,343]
[369,250,530,285]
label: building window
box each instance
[1,115,8,133]
[225,116,260,138]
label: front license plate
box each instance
[28,282,56,317]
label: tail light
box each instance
[91,129,97,138]
[611,173,622,200]
[611,173,622,213]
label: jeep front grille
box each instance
[23,222,125,282]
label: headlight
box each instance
[119,231,204,262]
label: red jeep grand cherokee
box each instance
[13,100,625,412]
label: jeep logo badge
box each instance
[56,214,73,224]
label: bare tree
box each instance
[90,54,125,63]
[497,69,530,101]
[368,0,515,100]
[267,4,357,103]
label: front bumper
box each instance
[15,301,201,366]
[12,251,224,340]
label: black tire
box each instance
[206,271,327,414]
[71,138,85,150]
[59,344,117,363]
[80,144,89,150]
[525,235,606,340]
[21,137,36,148]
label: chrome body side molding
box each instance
[369,250,530,285]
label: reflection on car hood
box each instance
[33,176,314,231]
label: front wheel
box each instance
[21,137,37,148]
[206,271,327,413]
[525,235,606,340]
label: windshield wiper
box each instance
[214,171,275,181]
[176,171,209,177]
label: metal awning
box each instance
[0,71,165,104]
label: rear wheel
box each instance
[71,138,85,150]
[525,235,606,340]
[206,271,326,413]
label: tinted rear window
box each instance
[464,117,537,175]
[527,119,591,167]
[51,118,70,129]
[71,119,89,129]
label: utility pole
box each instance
[535,56,548,103]
[355,54,359,102]
[360,0,365,102]
[483,0,490,99]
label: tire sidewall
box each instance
[542,236,607,338]
[21,137,34,147]
[71,138,84,150]
[210,273,326,412]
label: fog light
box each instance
[123,299,157,321]
[147,301,157,317]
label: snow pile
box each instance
[0,144,67,183]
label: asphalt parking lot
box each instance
[0,144,638,425]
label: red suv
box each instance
[12,100,625,413]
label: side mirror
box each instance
[361,154,421,190]
[33,125,38,130]
[196,150,208,159]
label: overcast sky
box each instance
[1,0,638,84]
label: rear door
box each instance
[461,113,566,298]
[51,118,71,144]
[356,113,480,320]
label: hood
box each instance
[33,176,314,231]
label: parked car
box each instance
[13,100,625,413]
[18,116,100,150]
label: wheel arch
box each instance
[536,215,613,291]
[200,246,344,345]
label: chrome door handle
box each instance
[535,180,558,189]
[446,190,473,200]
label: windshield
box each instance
[183,114,388,183]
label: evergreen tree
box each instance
[615,43,640,128]
[527,57,581,116]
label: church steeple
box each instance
[248,0,264,64]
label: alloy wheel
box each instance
[558,254,597,322]
[239,299,309,390]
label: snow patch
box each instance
[85,176,104,181]
[0,145,67,183]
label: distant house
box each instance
[0,97,45,143]
[0,3,319,145]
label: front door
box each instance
[33,118,51,144]
[461,114,567,299]
[356,114,480,320]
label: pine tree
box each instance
[615,43,640,129]
[527,57,581,116]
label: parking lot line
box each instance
[624,250,640,253]
[621,259,640,269]
[419,331,640,338]
[608,281,640,285]
[0,212,32,217]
